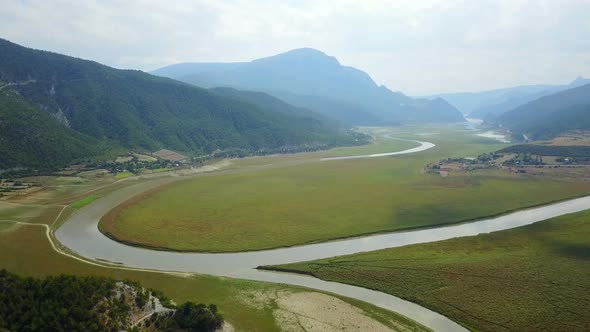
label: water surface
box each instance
[55,139,590,331]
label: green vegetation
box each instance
[0,224,427,332]
[500,144,590,157]
[173,302,223,331]
[266,209,590,332]
[149,167,171,173]
[0,222,17,232]
[492,83,590,140]
[0,270,130,331]
[0,269,224,332]
[0,38,367,169]
[114,172,134,180]
[71,195,99,209]
[0,90,115,169]
[100,127,590,252]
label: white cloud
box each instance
[1,0,589,94]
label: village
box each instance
[426,142,590,180]
[0,149,195,200]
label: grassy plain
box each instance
[70,195,98,208]
[266,209,590,332]
[114,171,134,179]
[0,159,433,331]
[0,224,429,332]
[101,126,590,252]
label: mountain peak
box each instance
[253,48,339,66]
[569,76,590,87]
[283,48,327,57]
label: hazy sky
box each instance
[2,0,589,95]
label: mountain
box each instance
[152,48,464,125]
[427,76,590,118]
[0,89,114,169]
[210,87,331,124]
[0,38,360,169]
[151,62,243,79]
[267,90,384,126]
[490,83,590,140]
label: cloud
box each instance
[1,0,589,94]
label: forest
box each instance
[0,270,223,332]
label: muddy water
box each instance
[55,139,590,332]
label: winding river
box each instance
[55,139,590,332]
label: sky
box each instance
[2,0,590,95]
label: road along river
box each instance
[55,139,590,332]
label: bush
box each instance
[174,302,223,331]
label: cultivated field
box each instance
[266,209,590,332]
[100,126,590,252]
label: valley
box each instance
[98,126,590,252]
[3,124,590,331]
[2,10,590,331]
[265,209,590,332]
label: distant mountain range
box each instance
[0,39,361,169]
[152,48,465,125]
[489,83,590,140]
[5,36,586,169]
[426,76,590,119]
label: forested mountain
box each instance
[152,48,464,125]
[151,62,243,79]
[0,38,360,169]
[490,83,590,140]
[428,76,590,118]
[210,87,332,125]
[0,90,116,169]
[268,90,384,126]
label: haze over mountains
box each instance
[2,35,589,170]
[489,83,590,140]
[152,48,465,125]
[0,39,362,169]
[428,76,590,119]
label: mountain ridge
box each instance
[152,48,465,125]
[425,77,590,118]
[0,38,361,169]
[489,83,590,140]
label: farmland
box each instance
[264,209,590,332]
[100,126,590,252]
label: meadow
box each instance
[70,195,98,208]
[0,222,429,332]
[100,126,590,252]
[0,157,435,331]
[265,209,590,332]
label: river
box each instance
[55,138,590,331]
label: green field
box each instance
[100,126,590,252]
[70,195,98,208]
[114,171,134,179]
[0,221,17,232]
[265,209,590,332]
[0,224,429,332]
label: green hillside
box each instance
[0,90,115,169]
[491,83,590,139]
[0,38,360,169]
